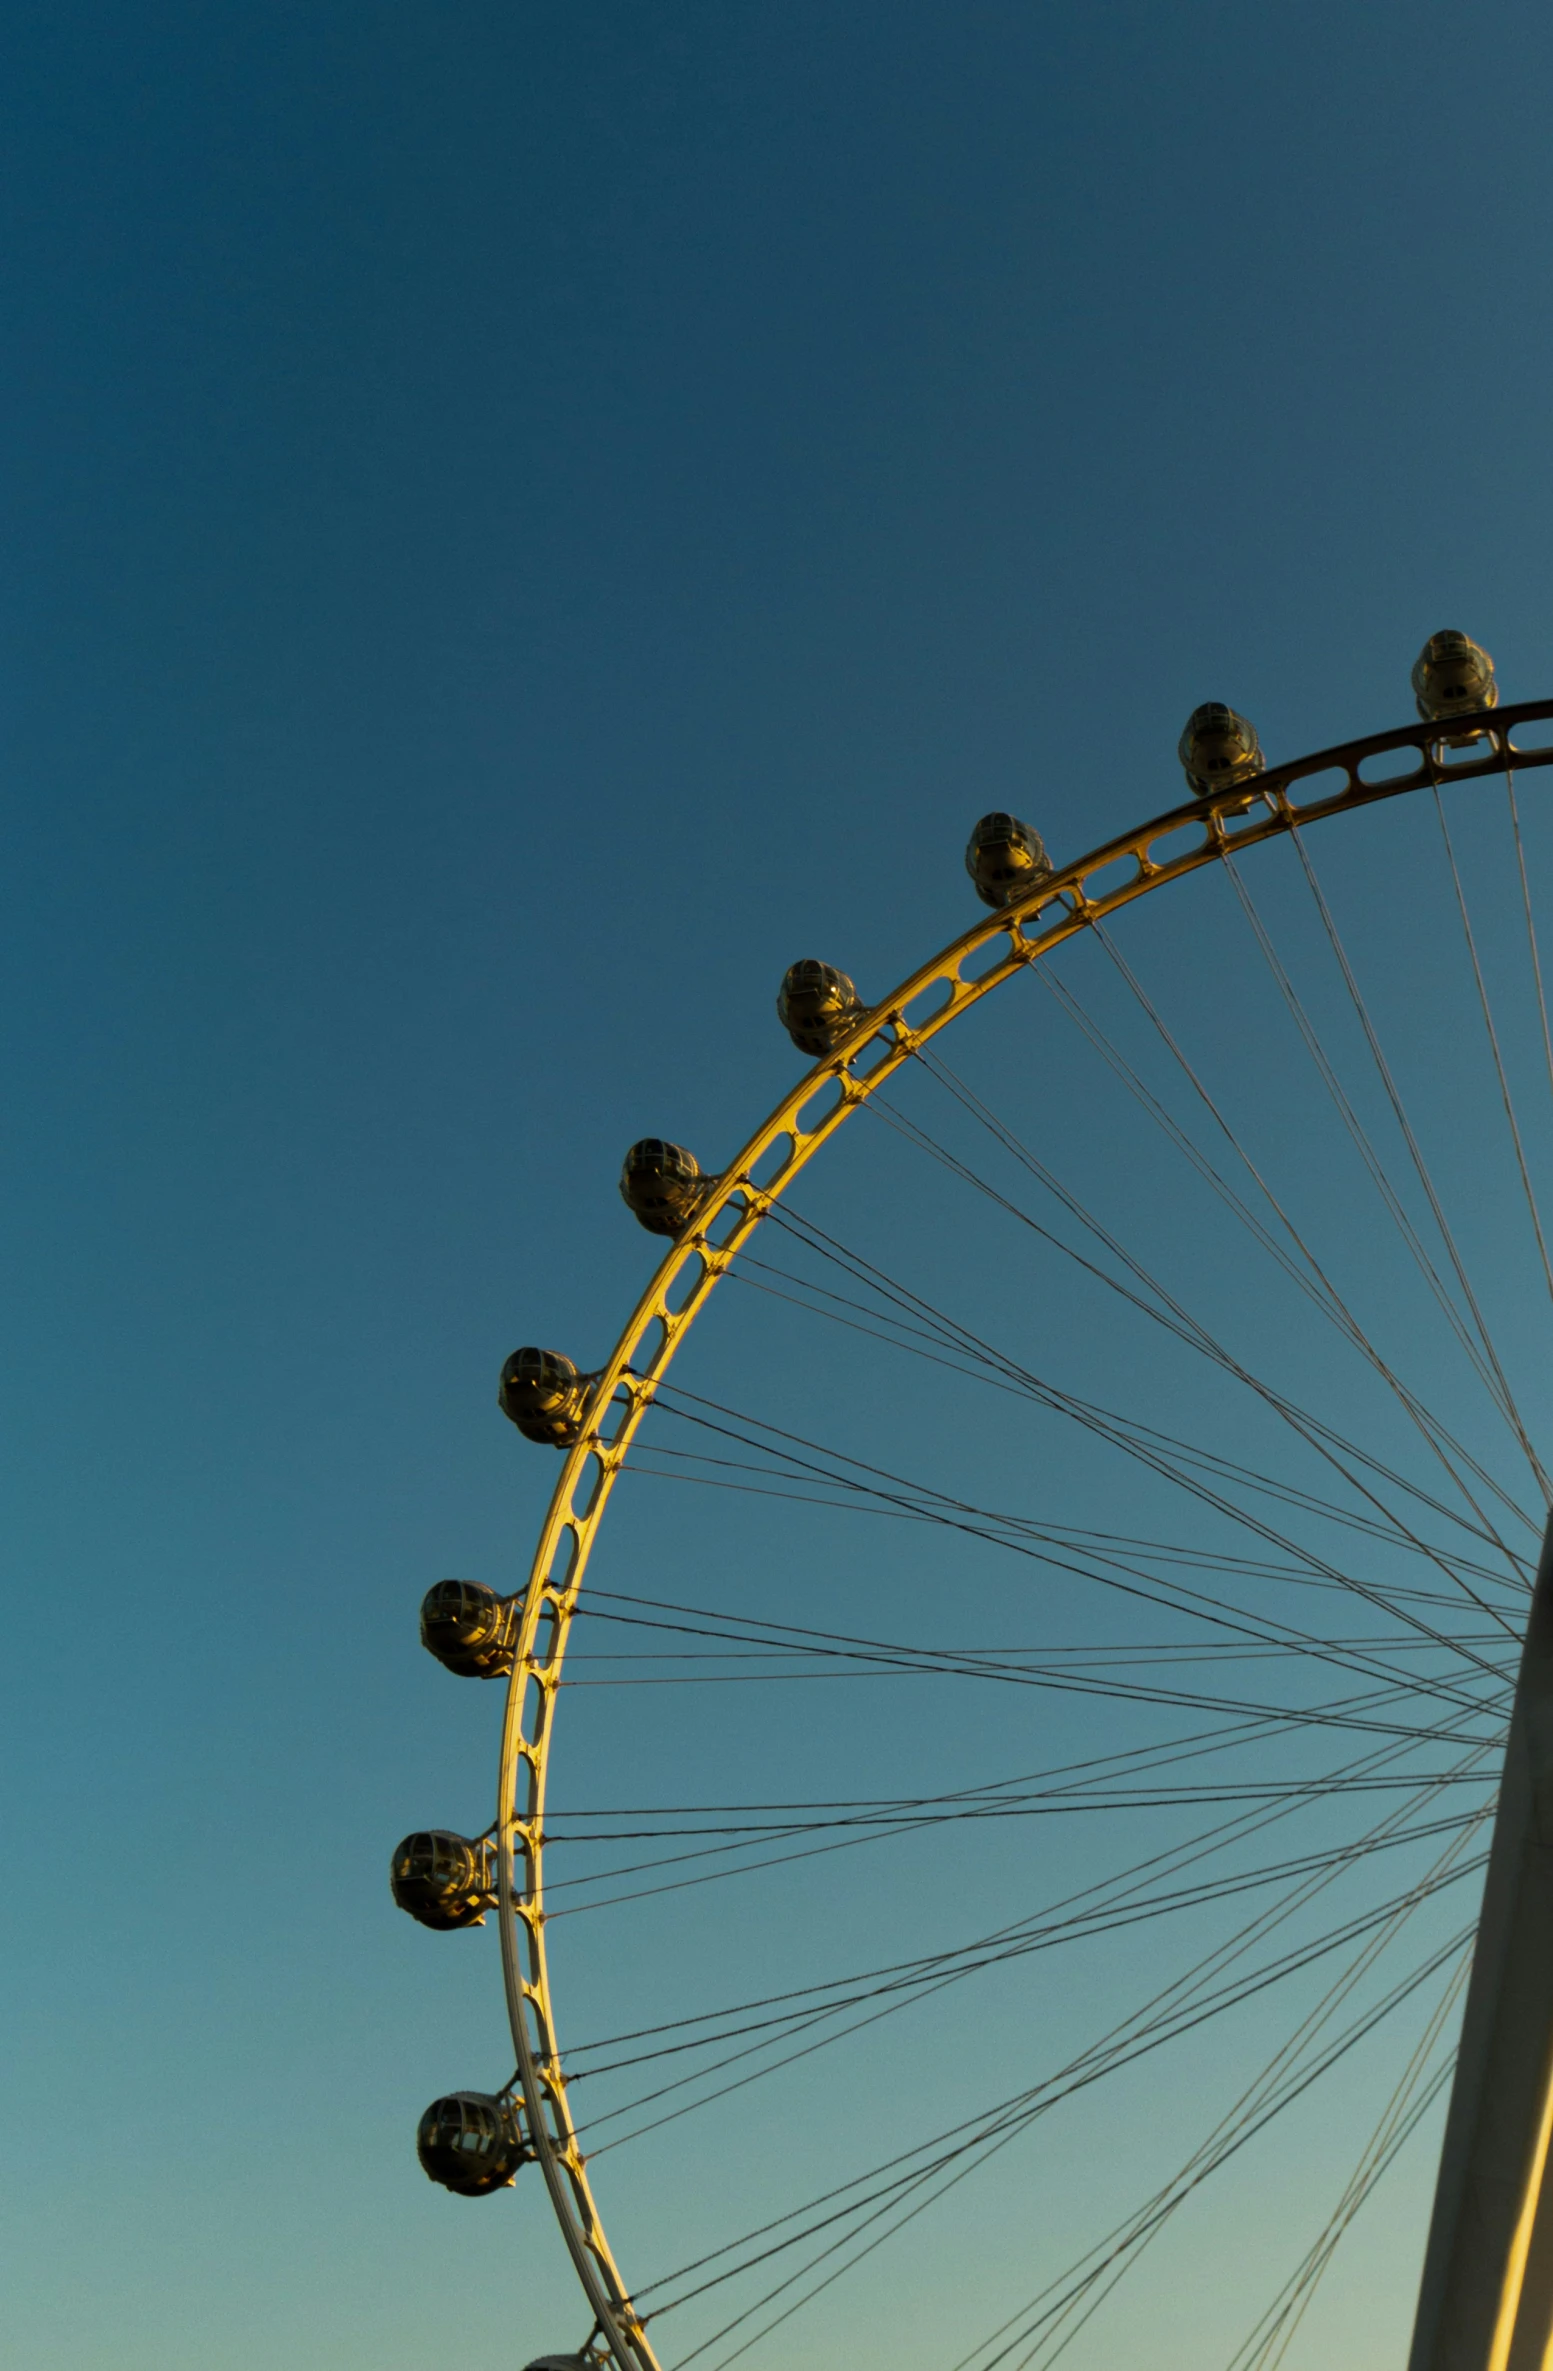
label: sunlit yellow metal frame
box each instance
[496,700,1553,2371]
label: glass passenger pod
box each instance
[419,1577,516,1677]
[416,2091,529,2196]
[524,2357,598,2371]
[498,1346,591,1447]
[964,812,1053,909]
[1177,702,1265,804]
[1412,629,1498,747]
[776,959,864,1056]
[619,1137,707,1237]
[390,1829,496,1929]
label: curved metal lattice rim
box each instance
[495,700,1553,2371]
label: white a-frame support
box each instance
[1411,1512,1553,2371]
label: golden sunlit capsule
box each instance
[1412,630,1498,724]
[416,2092,529,2196]
[390,1830,497,1929]
[776,960,864,1056]
[1178,703,1265,799]
[964,813,1054,909]
[497,1346,592,1447]
[619,1138,709,1237]
[418,1578,516,1677]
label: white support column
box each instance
[1409,1511,1553,2371]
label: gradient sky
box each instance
[8,6,1553,2368]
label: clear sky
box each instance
[7,6,1553,2369]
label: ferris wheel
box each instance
[392,632,1553,2371]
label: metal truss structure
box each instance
[488,698,1553,2371]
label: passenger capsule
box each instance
[523,2359,596,2371]
[420,1578,515,1678]
[390,1830,497,1930]
[498,1347,592,1447]
[620,1139,709,1237]
[964,813,1053,910]
[1178,703,1265,800]
[777,960,864,1057]
[416,2091,529,2196]
[1412,630,1498,726]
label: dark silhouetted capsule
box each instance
[1178,704,1265,799]
[964,813,1054,910]
[777,960,864,1057]
[524,2358,595,2371]
[416,2092,529,2196]
[620,1139,708,1237]
[1412,630,1498,727]
[498,1347,591,1447]
[420,1578,515,1678]
[390,1830,497,1930]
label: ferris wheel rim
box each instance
[494,696,1553,2371]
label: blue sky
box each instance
[6,5,1553,2367]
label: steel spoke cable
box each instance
[557,1719,1498,2234]
[545,1746,1487,1924]
[759,1196,1533,1597]
[1084,910,1536,1554]
[555,1703,1497,2063]
[631,1414,1525,1602]
[567,1582,1506,1724]
[649,1386,1516,1697]
[623,1430,1524,1601]
[564,1813,1483,2133]
[552,1610,1509,1810]
[1224,1958,1468,2371]
[540,1775,1497,1900]
[1432,780,1553,1305]
[1506,764,1553,1118]
[968,1888,1475,2371]
[1244,2063,1455,2371]
[1289,816,1541,1438]
[1277,829,1549,1499]
[644,1878,1481,2353]
[663,1886,1483,2371]
[559,1559,1502,1751]
[837,1815,1482,2371]
[858,1081,1531,1635]
[549,1768,1495,1850]
[1088,904,1531,1513]
[565,1630,1508,1669]
[583,1726,1495,2165]
[565,1799,1484,2084]
[626,1756,1492,2328]
[648,1380,1510,1665]
[743,1209,1533,1583]
[607,1703,1498,2261]
[550,1713,1497,1941]
[969,1862,1474,2371]
[1221,843,1528,1446]
[1035,931,1533,1565]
